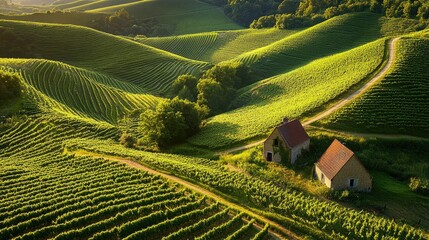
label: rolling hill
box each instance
[316,33,429,137]
[137,28,300,63]
[0,58,159,123]
[188,38,386,149]
[83,0,242,35]
[0,20,209,95]
[229,12,384,81]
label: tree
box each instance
[202,62,250,89]
[196,78,227,116]
[171,74,198,101]
[139,97,203,148]
[119,132,136,148]
[250,15,276,28]
[0,71,22,104]
[278,0,299,14]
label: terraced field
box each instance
[230,12,384,81]
[317,36,429,137]
[0,59,159,123]
[138,28,299,63]
[0,116,270,240]
[85,0,241,35]
[63,137,426,239]
[188,39,386,149]
[0,20,208,95]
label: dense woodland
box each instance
[203,0,429,29]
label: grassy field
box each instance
[316,35,429,137]
[0,20,208,95]
[84,0,242,35]
[227,12,383,81]
[137,28,300,63]
[0,115,267,240]
[188,39,386,149]
[1,59,160,124]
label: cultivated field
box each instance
[317,35,429,137]
[189,39,386,149]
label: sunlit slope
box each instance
[231,13,383,81]
[65,0,138,11]
[0,12,106,26]
[188,39,386,149]
[0,59,160,124]
[0,20,209,95]
[85,0,242,35]
[317,35,429,137]
[138,28,300,63]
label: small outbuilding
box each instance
[315,139,372,192]
[263,118,310,164]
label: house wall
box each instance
[315,165,332,188]
[263,129,287,163]
[290,139,310,164]
[331,156,372,192]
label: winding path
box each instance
[221,37,400,155]
[73,150,298,240]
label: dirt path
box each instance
[73,150,299,240]
[221,38,400,155]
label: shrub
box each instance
[139,97,204,148]
[409,177,429,194]
[119,132,136,148]
[171,74,198,101]
[0,71,22,104]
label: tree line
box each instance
[202,0,429,29]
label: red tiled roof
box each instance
[315,139,354,180]
[278,119,309,148]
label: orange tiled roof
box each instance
[315,139,354,180]
[278,119,309,148]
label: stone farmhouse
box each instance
[263,118,310,164]
[314,139,372,192]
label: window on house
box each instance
[273,138,279,146]
[349,178,358,188]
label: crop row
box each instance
[70,138,427,239]
[319,37,429,137]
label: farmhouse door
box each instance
[267,152,273,162]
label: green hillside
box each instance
[0,20,208,95]
[316,35,429,137]
[137,28,300,63]
[0,59,159,123]
[0,116,265,240]
[85,0,242,35]
[65,0,138,11]
[231,12,383,81]
[0,12,106,26]
[188,39,386,149]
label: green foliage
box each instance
[139,97,204,148]
[318,37,429,137]
[0,70,21,104]
[196,62,250,115]
[119,132,136,148]
[171,74,199,101]
[409,178,429,194]
[189,39,385,149]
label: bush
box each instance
[139,97,204,148]
[250,15,276,28]
[171,74,198,101]
[409,177,429,194]
[0,71,22,104]
[119,132,136,148]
